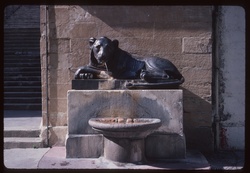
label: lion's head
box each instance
[89,37,119,65]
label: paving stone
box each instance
[4,148,50,169]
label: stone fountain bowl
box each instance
[88,118,161,138]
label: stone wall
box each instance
[40,5,213,151]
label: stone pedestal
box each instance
[104,137,146,163]
[66,134,103,158]
[66,82,186,159]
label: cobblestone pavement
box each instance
[203,150,245,170]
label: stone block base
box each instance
[66,134,103,158]
[66,133,185,159]
[145,134,186,159]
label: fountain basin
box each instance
[88,118,161,138]
[88,117,161,163]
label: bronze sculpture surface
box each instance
[74,37,184,89]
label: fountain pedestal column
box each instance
[104,137,145,163]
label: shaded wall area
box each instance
[214,6,245,150]
[40,5,213,152]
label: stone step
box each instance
[4,129,40,138]
[4,50,40,56]
[4,42,39,47]
[4,79,41,85]
[4,67,41,72]
[4,45,39,49]
[4,54,40,58]
[4,81,41,86]
[4,36,40,41]
[4,71,41,77]
[4,31,39,35]
[4,56,40,63]
[4,86,41,92]
[4,38,40,42]
[4,27,41,111]
[4,137,43,149]
[4,31,40,35]
[4,58,40,62]
[4,40,40,44]
[4,48,40,55]
[4,47,40,51]
[4,84,41,90]
[4,76,41,81]
[4,45,40,49]
[4,35,40,38]
[4,92,41,97]
[4,97,41,104]
[4,63,41,68]
[4,103,41,110]
[4,31,40,34]
[4,37,40,41]
[4,33,40,38]
[4,28,40,32]
[4,60,40,64]
[4,60,40,65]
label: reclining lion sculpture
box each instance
[74,36,184,89]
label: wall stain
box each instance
[219,126,228,149]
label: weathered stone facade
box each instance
[40,5,213,151]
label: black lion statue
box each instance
[74,36,184,89]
